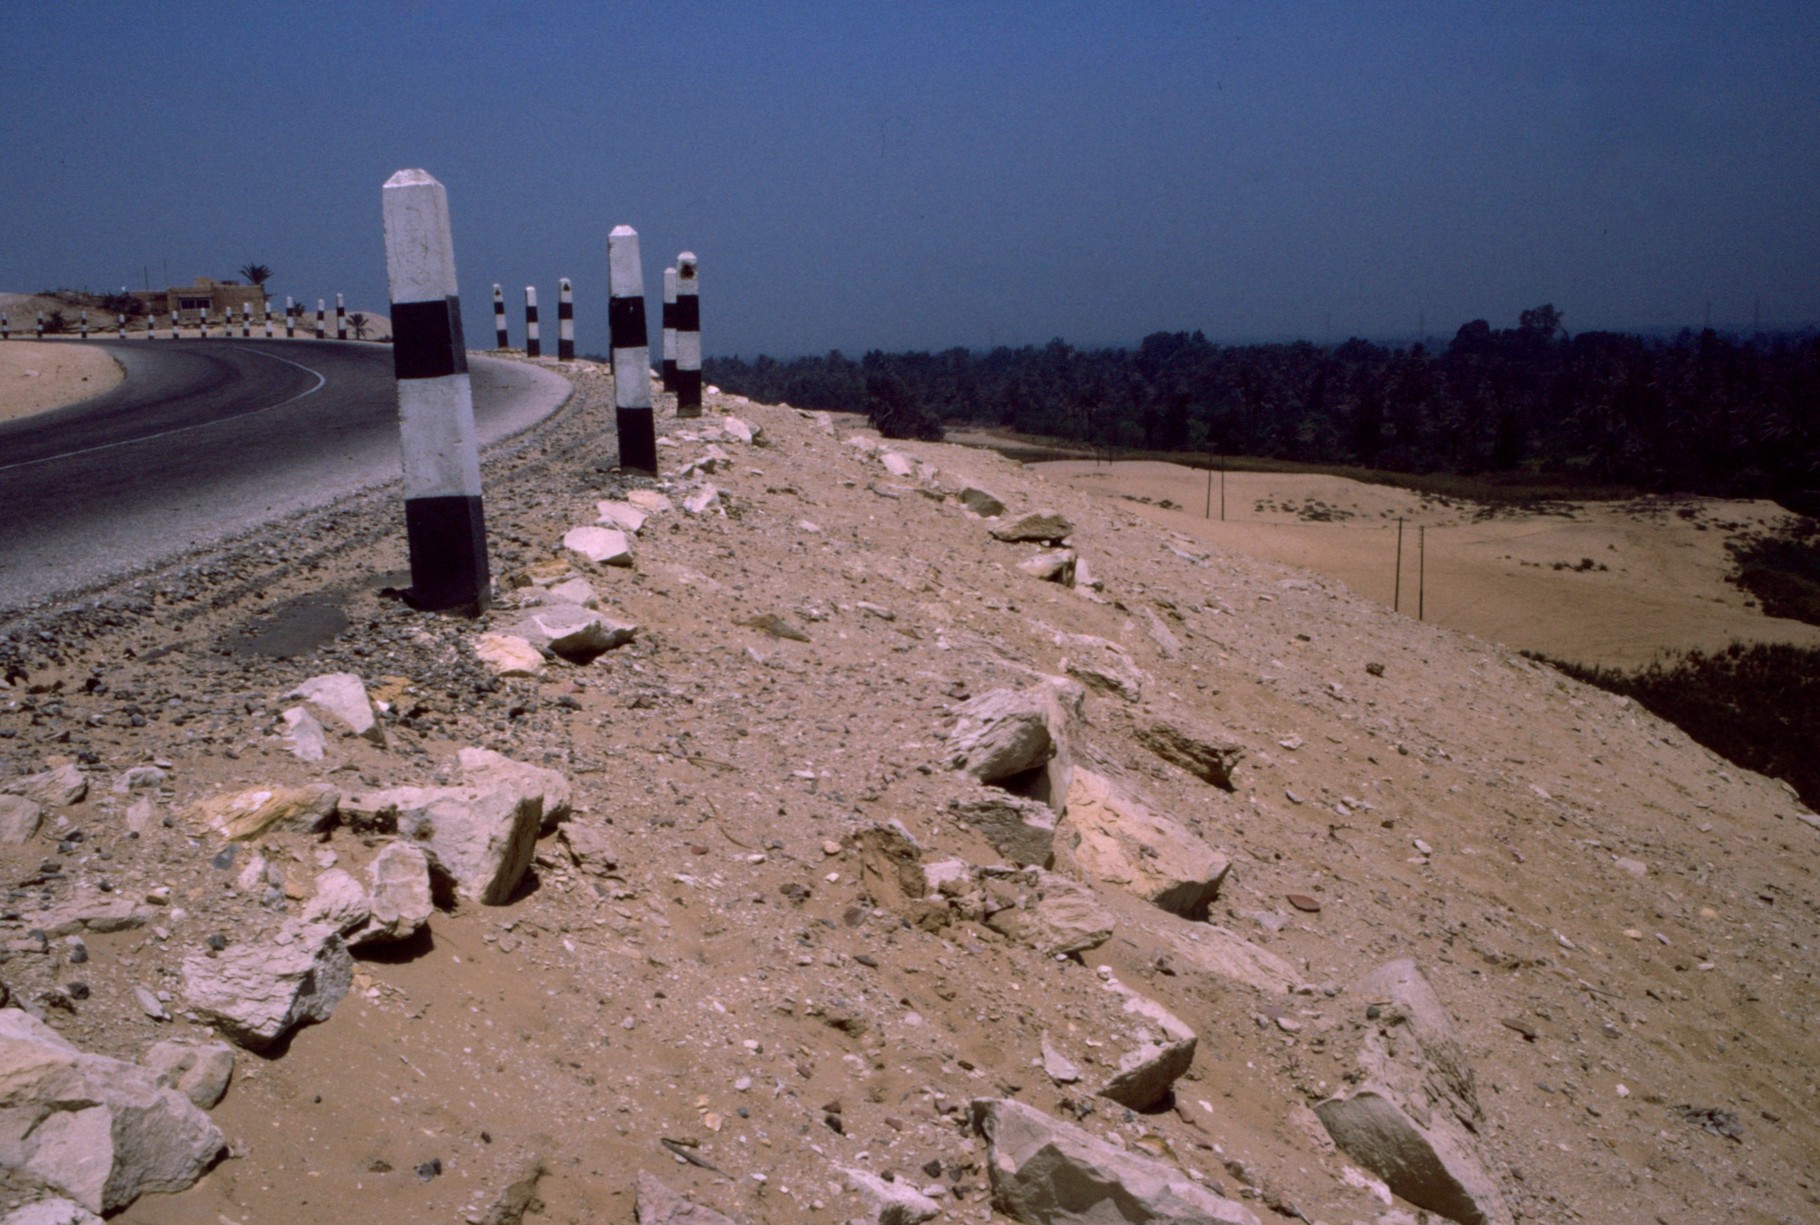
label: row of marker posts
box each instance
[382,167,703,611]
[0,297,362,340]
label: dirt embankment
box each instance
[0,366,1814,1225]
[0,341,124,421]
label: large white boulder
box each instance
[1057,770,1229,919]
[289,672,384,745]
[181,920,352,1051]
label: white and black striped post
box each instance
[36,313,44,340]
[285,296,296,338]
[79,311,89,340]
[523,286,540,358]
[609,225,657,472]
[117,314,126,339]
[1,311,8,341]
[492,284,507,349]
[241,302,251,338]
[264,306,273,338]
[674,251,702,417]
[316,300,326,340]
[382,168,490,614]
[169,309,179,341]
[336,293,347,341]
[557,277,574,360]
[661,266,678,390]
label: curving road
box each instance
[0,340,571,613]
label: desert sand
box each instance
[1037,458,1820,670]
[0,340,124,421]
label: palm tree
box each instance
[349,312,369,341]
[239,264,273,287]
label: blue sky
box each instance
[2,2,1815,356]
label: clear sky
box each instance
[3,2,1816,357]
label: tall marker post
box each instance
[80,311,89,340]
[316,300,326,340]
[242,303,251,337]
[336,294,347,341]
[557,278,575,360]
[660,266,678,389]
[36,313,44,340]
[523,286,540,358]
[492,284,507,349]
[285,297,295,338]
[1393,517,1404,614]
[264,307,273,338]
[170,309,179,341]
[118,314,126,340]
[609,225,657,472]
[674,251,702,417]
[2,312,8,341]
[381,168,490,614]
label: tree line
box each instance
[706,307,1820,502]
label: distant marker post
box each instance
[316,300,325,340]
[382,167,490,614]
[524,285,540,358]
[336,293,347,341]
[242,302,251,338]
[36,313,44,340]
[80,311,88,340]
[557,277,574,360]
[674,251,701,417]
[609,225,657,472]
[118,313,126,340]
[492,284,507,349]
[660,266,678,390]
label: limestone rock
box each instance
[959,486,1007,517]
[948,795,1056,867]
[1136,719,1244,789]
[349,841,432,946]
[879,451,916,478]
[722,415,757,444]
[1,1197,104,1225]
[543,576,599,607]
[474,1153,547,1225]
[185,783,339,841]
[991,511,1073,545]
[1040,1033,1082,1084]
[947,684,1073,808]
[1057,770,1230,918]
[595,500,649,534]
[0,1009,226,1214]
[985,870,1114,958]
[1,763,86,807]
[460,746,573,831]
[507,602,637,663]
[475,632,546,679]
[38,895,151,937]
[634,1170,743,1223]
[1356,959,1482,1126]
[626,489,674,513]
[181,921,353,1051]
[1098,988,1197,1111]
[142,1040,235,1109]
[1139,607,1181,659]
[1018,549,1077,585]
[1060,636,1144,702]
[289,672,384,745]
[840,1165,941,1224]
[682,484,721,516]
[300,868,370,935]
[1315,1088,1510,1225]
[563,524,634,567]
[279,706,328,763]
[391,782,544,905]
[558,821,617,875]
[0,793,44,844]
[1155,922,1301,994]
[971,1096,1259,1224]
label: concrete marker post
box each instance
[316,300,326,340]
[1,311,8,341]
[492,284,507,349]
[336,293,347,341]
[80,311,89,340]
[557,277,574,360]
[118,314,126,340]
[660,266,677,390]
[674,250,702,417]
[36,312,44,340]
[286,296,296,338]
[242,302,251,338]
[264,306,273,338]
[382,168,490,614]
[524,286,540,358]
[609,225,657,472]
[170,309,178,341]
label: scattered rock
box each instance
[1040,1033,1082,1084]
[142,1039,236,1109]
[181,920,353,1051]
[595,500,650,534]
[558,821,618,876]
[959,486,1007,517]
[279,705,328,762]
[301,868,371,935]
[737,613,810,642]
[355,841,434,945]
[947,683,1073,809]
[474,1152,547,1225]
[1154,922,1302,994]
[1,763,87,807]
[840,1164,941,1224]
[682,485,722,516]
[880,451,917,478]
[634,1169,743,1224]
[1,1197,105,1225]
[1098,988,1197,1111]
[383,781,545,905]
[1018,549,1077,585]
[475,632,547,678]
[625,489,674,513]
[948,794,1057,867]
[0,793,44,843]
[971,1096,1259,1224]
[984,869,1115,957]
[506,603,638,663]
[1060,636,1143,702]
[460,746,574,831]
[1314,1088,1511,1225]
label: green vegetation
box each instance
[239,263,274,287]
[707,309,1820,503]
[1542,643,1820,810]
[1729,520,1820,626]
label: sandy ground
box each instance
[0,370,1815,1224]
[1036,459,1820,670]
[0,341,125,421]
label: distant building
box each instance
[134,277,267,322]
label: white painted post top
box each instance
[559,278,572,292]
[382,169,458,302]
[525,285,538,302]
[664,268,678,300]
[609,226,642,296]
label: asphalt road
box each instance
[0,340,571,613]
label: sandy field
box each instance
[0,340,124,421]
[1036,458,1820,670]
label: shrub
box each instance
[1729,521,1820,626]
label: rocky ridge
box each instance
[0,358,1815,1223]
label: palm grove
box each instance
[707,307,1820,506]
